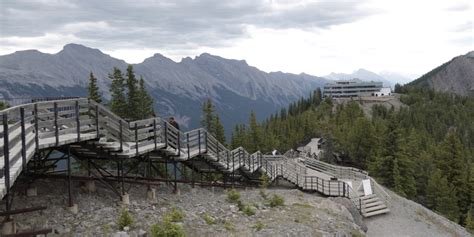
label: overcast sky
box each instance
[0,0,472,77]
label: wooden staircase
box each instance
[1,98,388,218]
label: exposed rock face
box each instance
[0,44,328,131]
[409,51,474,96]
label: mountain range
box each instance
[1,44,472,133]
[324,69,414,88]
[0,44,327,134]
[408,51,474,96]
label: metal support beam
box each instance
[173,161,178,193]
[67,145,73,207]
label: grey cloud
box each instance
[0,0,376,50]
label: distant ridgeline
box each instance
[231,86,474,230]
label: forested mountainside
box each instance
[408,51,474,96]
[230,87,474,231]
[0,44,327,132]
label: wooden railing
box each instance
[0,97,368,203]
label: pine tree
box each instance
[466,208,474,233]
[137,77,155,119]
[87,72,102,103]
[248,111,262,152]
[426,169,460,222]
[125,65,139,120]
[201,99,215,132]
[109,67,127,118]
[213,114,226,145]
[0,102,7,110]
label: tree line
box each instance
[230,87,474,231]
[88,65,155,120]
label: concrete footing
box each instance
[1,220,16,235]
[147,188,156,201]
[68,204,78,214]
[122,193,130,205]
[26,187,37,197]
[85,180,96,193]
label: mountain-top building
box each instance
[323,79,391,98]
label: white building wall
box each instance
[373,87,391,97]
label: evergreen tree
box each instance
[125,65,139,119]
[248,110,262,152]
[87,72,102,103]
[213,114,226,145]
[0,101,7,110]
[201,99,215,132]
[109,67,127,117]
[426,169,460,222]
[136,77,155,119]
[466,208,474,233]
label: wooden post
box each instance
[163,121,168,148]
[95,105,99,138]
[34,104,39,151]
[20,108,26,171]
[135,123,138,156]
[119,120,123,151]
[54,102,58,146]
[198,130,201,155]
[75,100,80,142]
[3,113,11,219]
[153,119,157,150]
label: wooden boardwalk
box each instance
[0,98,389,218]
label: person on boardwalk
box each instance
[168,117,180,130]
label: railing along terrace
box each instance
[0,96,80,107]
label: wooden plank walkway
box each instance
[0,98,389,218]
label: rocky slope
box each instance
[0,44,328,131]
[7,179,365,236]
[4,178,471,236]
[409,51,474,96]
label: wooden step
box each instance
[362,197,380,204]
[362,208,390,217]
[362,204,387,213]
[360,194,377,200]
[362,200,384,208]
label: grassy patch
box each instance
[167,207,185,222]
[224,220,235,231]
[202,213,216,225]
[117,209,134,230]
[150,220,186,237]
[292,203,313,208]
[268,194,285,207]
[253,221,265,231]
[227,188,241,203]
[242,204,256,216]
[350,229,365,237]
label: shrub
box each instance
[259,189,268,200]
[253,221,265,231]
[168,207,185,222]
[150,220,186,237]
[350,229,364,237]
[223,220,235,231]
[269,194,285,207]
[202,213,216,225]
[260,173,269,189]
[227,188,241,203]
[117,209,134,230]
[242,204,256,216]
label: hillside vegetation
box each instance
[231,88,474,230]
